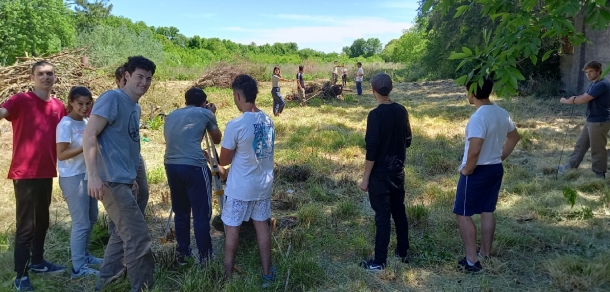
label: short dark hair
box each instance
[466,76,494,100]
[185,87,207,106]
[357,62,362,66]
[231,74,258,103]
[583,61,602,72]
[298,65,304,71]
[31,61,54,74]
[124,56,156,75]
[115,65,125,82]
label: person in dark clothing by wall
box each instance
[358,73,412,271]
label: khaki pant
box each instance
[298,88,305,103]
[98,182,154,292]
[567,121,610,174]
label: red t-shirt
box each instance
[1,92,67,179]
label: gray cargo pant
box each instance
[98,182,154,292]
[567,121,610,174]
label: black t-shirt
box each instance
[586,78,610,122]
[365,102,412,177]
[296,72,304,88]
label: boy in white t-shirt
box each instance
[454,76,520,273]
[355,62,364,95]
[219,74,276,287]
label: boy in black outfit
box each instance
[358,73,412,271]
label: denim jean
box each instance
[272,87,285,115]
[368,172,409,265]
[356,81,363,95]
[165,164,213,261]
[59,174,98,271]
[13,179,52,278]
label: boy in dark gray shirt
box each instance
[83,56,156,292]
[559,61,610,178]
[163,87,221,264]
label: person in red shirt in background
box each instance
[0,61,67,291]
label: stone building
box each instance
[560,15,610,95]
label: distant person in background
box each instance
[358,73,412,272]
[356,62,364,96]
[1,61,67,292]
[84,56,156,292]
[342,66,348,87]
[296,65,306,105]
[56,87,102,279]
[164,87,221,265]
[558,61,610,178]
[332,60,345,85]
[454,76,519,273]
[271,67,290,117]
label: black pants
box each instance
[368,173,409,265]
[13,179,52,278]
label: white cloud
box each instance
[224,16,412,52]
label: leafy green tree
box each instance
[421,0,610,97]
[69,0,112,32]
[77,24,164,68]
[0,0,75,65]
[348,38,366,58]
[363,38,382,57]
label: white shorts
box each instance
[221,196,271,227]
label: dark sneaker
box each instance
[457,257,482,273]
[29,260,66,275]
[14,276,34,291]
[477,252,490,261]
[177,255,191,267]
[595,172,605,179]
[359,259,385,272]
[261,266,276,288]
[395,250,409,264]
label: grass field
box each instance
[0,78,609,292]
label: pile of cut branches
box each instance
[0,48,111,104]
[303,81,343,100]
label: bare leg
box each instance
[252,220,272,275]
[456,215,478,264]
[479,212,496,257]
[223,225,240,279]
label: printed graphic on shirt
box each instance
[252,123,274,160]
[128,111,140,142]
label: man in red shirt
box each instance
[0,61,67,291]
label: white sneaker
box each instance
[557,164,570,174]
[72,265,100,279]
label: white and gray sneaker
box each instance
[72,265,100,279]
[85,254,104,266]
[557,164,571,174]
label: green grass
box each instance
[0,79,609,291]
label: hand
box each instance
[460,169,472,176]
[206,103,217,114]
[203,150,210,162]
[358,179,369,192]
[88,175,104,201]
[133,180,139,197]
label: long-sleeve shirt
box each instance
[365,102,412,177]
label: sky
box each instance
[108,0,420,53]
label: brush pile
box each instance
[192,62,267,89]
[0,48,111,103]
[304,81,343,99]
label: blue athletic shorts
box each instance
[453,164,503,216]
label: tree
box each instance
[70,0,112,32]
[0,0,76,65]
[421,0,610,97]
[363,38,382,57]
[348,38,366,58]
